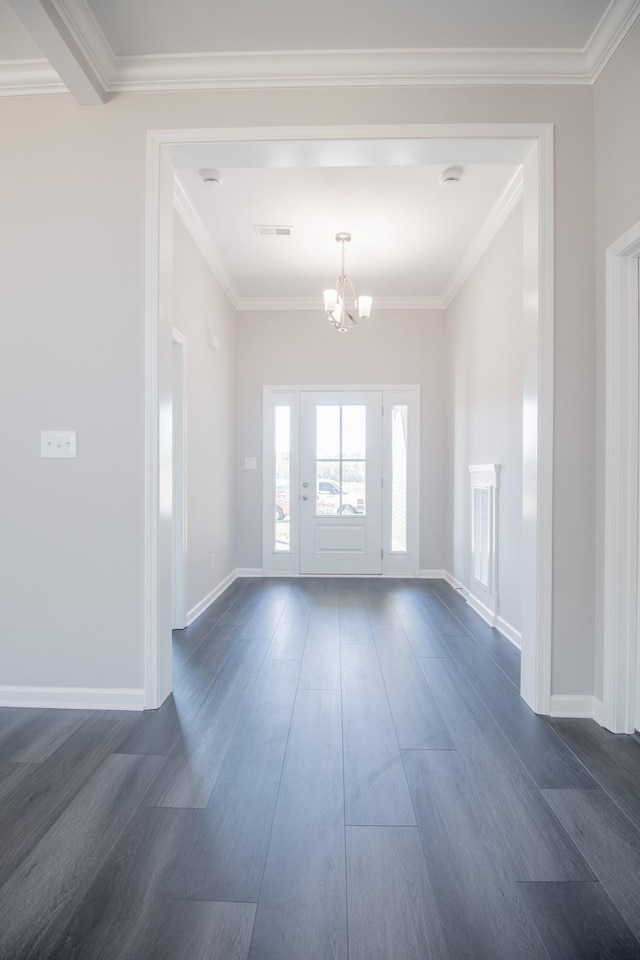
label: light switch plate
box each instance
[244,456,257,470]
[41,430,77,458]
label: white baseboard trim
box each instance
[0,686,145,711]
[236,568,264,578]
[495,616,522,650]
[549,694,604,721]
[419,568,449,580]
[467,591,498,628]
[441,571,469,596]
[186,569,238,626]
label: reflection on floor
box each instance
[1,578,640,959]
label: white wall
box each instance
[172,214,237,615]
[0,83,595,702]
[235,308,448,572]
[446,202,523,636]
[593,18,640,701]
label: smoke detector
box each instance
[440,166,464,187]
[199,168,223,186]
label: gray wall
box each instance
[172,215,237,613]
[0,83,595,700]
[446,202,523,636]
[234,308,448,572]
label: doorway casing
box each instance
[602,221,640,733]
[144,123,554,714]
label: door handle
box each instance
[302,481,309,488]
[302,494,309,500]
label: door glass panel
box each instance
[274,405,290,552]
[391,404,408,551]
[342,461,366,515]
[316,405,341,459]
[342,405,366,459]
[314,404,367,516]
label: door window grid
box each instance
[315,405,366,516]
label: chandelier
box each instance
[323,232,372,333]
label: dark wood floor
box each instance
[2,578,640,959]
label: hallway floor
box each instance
[1,578,640,958]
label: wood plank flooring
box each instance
[2,578,640,958]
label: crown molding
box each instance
[0,58,65,96]
[584,0,640,80]
[3,0,640,98]
[173,177,241,308]
[89,48,595,92]
[440,167,524,307]
[236,296,445,312]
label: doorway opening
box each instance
[145,123,554,715]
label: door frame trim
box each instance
[145,123,553,714]
[262,384,420,578]
[602,221,640,732]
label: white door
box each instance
[299,390,383,575]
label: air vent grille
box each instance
[254,225,293,237]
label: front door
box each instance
[299,390,383,575]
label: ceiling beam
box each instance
[7,0,105,104]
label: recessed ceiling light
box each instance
[199,168,223,186]
[440,166,464,187]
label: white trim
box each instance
[518,126,554,717]
[467,591,498,627]
[603,221,640,733]
[171,327,188,630]
[496,616,522,650]
[587,0,640,81]
[236,568,264,577]
[186,569,238,625]
[6,0,640,97]
[421,568,459,585]
[146,123,553,722]
[550,694,604,721]
[236,296,445,312]
[173,177,241,308]
[441,168,523,307]
[441,570,468,594]
[0,59,67,97]
[144,131,161,710]
[7,0,105,103]
[0,685,145,711]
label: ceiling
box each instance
[1,0,639,101]
[2,1,637,311]
[173,161,521,310]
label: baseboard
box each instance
[549,694,604,721]
[467,591,498,628]
[0,686,145,711]
[419,569,449,580]
[186,569,238,626]
[495,615,522,650]
[235,568,264,578]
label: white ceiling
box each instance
[174,162,520,309]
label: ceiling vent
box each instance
[254,225,293,237]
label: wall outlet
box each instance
[211,553,216,570]
[41,430,77,458]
